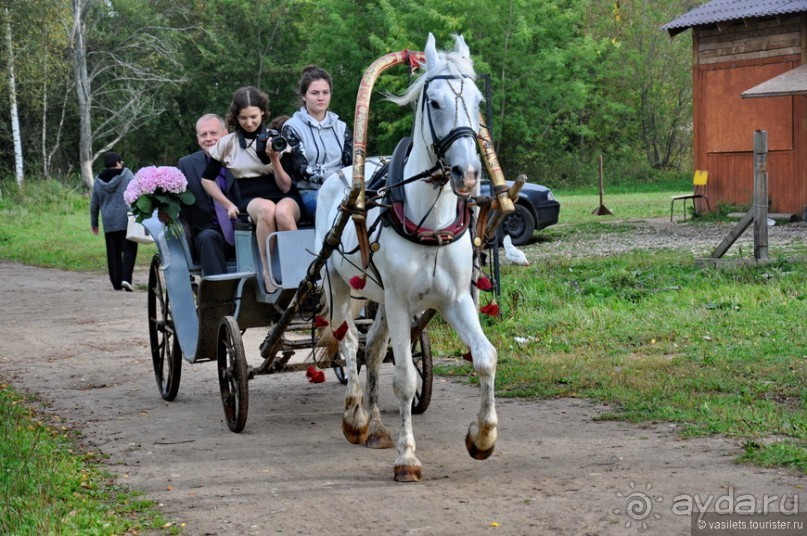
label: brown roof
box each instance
[662,0,807,36]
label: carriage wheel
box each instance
[411,329,433,415]
[217,316,249,433]
[147,254,182,401]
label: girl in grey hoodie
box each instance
[277,65,352,230]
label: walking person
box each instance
[90,152,138,291]
[277,65,352,230]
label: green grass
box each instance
[432,252,807,473]
[0,179,156,272]
[0,179,169,534]
[0,383,172,535]
[555,189,703,225]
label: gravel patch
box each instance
[522,218,807,261]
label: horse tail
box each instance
[316,329,341,359]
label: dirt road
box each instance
[0,253,804,535]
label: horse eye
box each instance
[429,100,441,110]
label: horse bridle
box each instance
[420,74,479,191]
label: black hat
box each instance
[103,152,123,168]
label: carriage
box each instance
[142,204,434,433]
[144,34,518,480]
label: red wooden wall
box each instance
[692,16,807,216]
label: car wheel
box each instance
[498,204,535,246]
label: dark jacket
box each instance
[178,150,240,234]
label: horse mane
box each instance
[385,36,476,108]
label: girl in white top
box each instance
[202,86,295,293]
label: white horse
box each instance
[315,34,497,482]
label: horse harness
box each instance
[368,137,474,246]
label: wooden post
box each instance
[753,130,769,261]
[592,154,612,215]
[703,130,770,266]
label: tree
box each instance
[584,0,694,172]
[69,0,187,187]
[0,0,698,187]
[0,0,74,181]
[3,6,23,186]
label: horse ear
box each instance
[454,34,471,59]
[425,33,439,67]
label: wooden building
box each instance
[663,0,807,218]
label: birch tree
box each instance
[3,6,23,186]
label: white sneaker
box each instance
[122,281,134,292]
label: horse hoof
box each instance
[394,465,422,482]
[465,432,495,460]
[342,420,368,445]
[365,431,394,449]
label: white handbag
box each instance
[126,213,154,244]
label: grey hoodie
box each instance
[90,167,135,232]
[282,107,352,192]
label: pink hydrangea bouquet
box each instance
[124,166,195,238]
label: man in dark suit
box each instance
[179,113,240,276]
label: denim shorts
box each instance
[300,190,317,221]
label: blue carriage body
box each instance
[142,214,316,363]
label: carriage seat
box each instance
[266,228,318,290]
[297,216,315,230]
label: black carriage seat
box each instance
[297,208,315,230]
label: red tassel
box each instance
[333,321,349,341]
[314,315,329,328]
[462,351,473,363]
[349,275,366,289]
[480,302,499,317]
[476,276,493,291]
[306,365,326,383]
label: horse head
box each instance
[422,33,482,197]
[390,34,483,198]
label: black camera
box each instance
[257,129,288,153]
